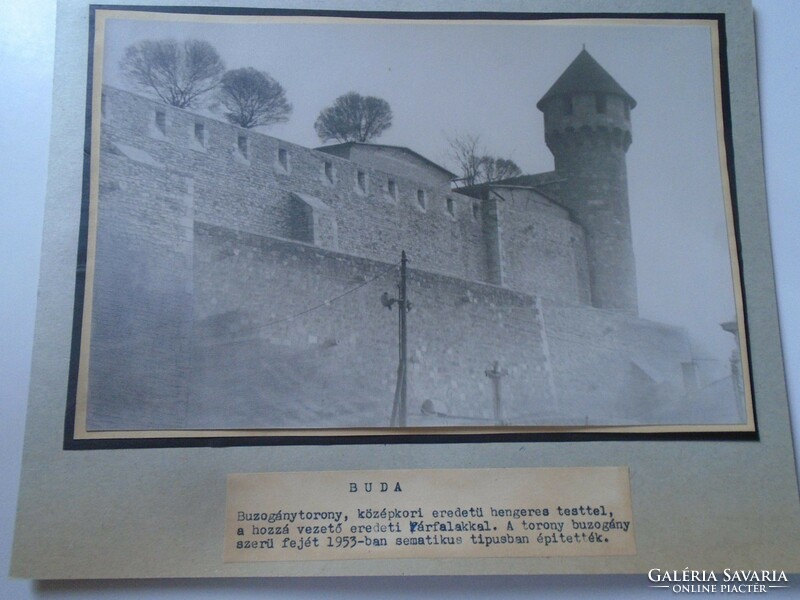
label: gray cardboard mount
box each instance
[11,0,800,578]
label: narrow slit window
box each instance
[472,201,480,220]
[194,122,205,145]
[155,110,166,134]
[388,179,397,199]
[278,148,289,170]
[563,97,573,116]
[357,170,367,193]
[324,161,334,182]
[238,135,248,158]
[596,94,607,114]
[417,189,426,209]
[446,197,455,217]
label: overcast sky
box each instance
[100,13,738,374]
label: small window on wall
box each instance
[357,170,367,193]
[417,189,426,210]
[238,135,249,158]
[388,179,397,199]
[446,197,455,217]
[194,122,206,146]
[155,110,166,134]
[324,160,334,183]
[278,148,289,171]
[562,97,573,116]
[472,201,480,220]
[624,102,630,121]
[596,94,607,114]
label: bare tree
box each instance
[447,134,485,186]
[120,39,225,108]
[480,156,522,183]
[217,68,292,129]
[314,92,393,143]
[447,134,522,185]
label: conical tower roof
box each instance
[536,49,636,110]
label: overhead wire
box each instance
[243,259,400,333]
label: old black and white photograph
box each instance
[76,10,753,435]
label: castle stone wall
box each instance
[101,87,494,284]
[317,143,452,189]
[89,140,194,429]
[541,303,693,423]
[493,187,592,304]
[190,224,557,428]
[88,86,701,430]
[101,86,588,304]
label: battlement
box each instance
[101,87,482,273]
[542,92,632,151]
[100,85,591,305]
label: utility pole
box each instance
[485,360,508,425]
[383,251,410,427]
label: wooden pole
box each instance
[388,251,409,427]
[398,251,408,427]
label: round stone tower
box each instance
[536,49,638,315]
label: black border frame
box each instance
[64,6,755,450]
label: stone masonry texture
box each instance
[84,74,728,430]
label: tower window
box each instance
[194,121,205,146]
[237,135,248,158]
[472,201,480,220]
[446,197,455,217]
[562,97,573,116]
[387,179,397,199]
[596,94,607,114]
[624,102,630,120]
[324,160,334,182]
[357,170,367,193]
[155,110,166,134]
[417,189,426,210]
[278,148,289,170]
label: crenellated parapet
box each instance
[545,124,632,153]
[99,85,593,306]
[542,91,633,150]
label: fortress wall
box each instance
[89,145,194,430]
[494,188,592,304]
[191,224,556,428]
[101,87,293,240]
[324,144,452,189]
[102,87,490,285]
[541,303,693,422]
[92,87,697,430]
[404,264,556,423]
